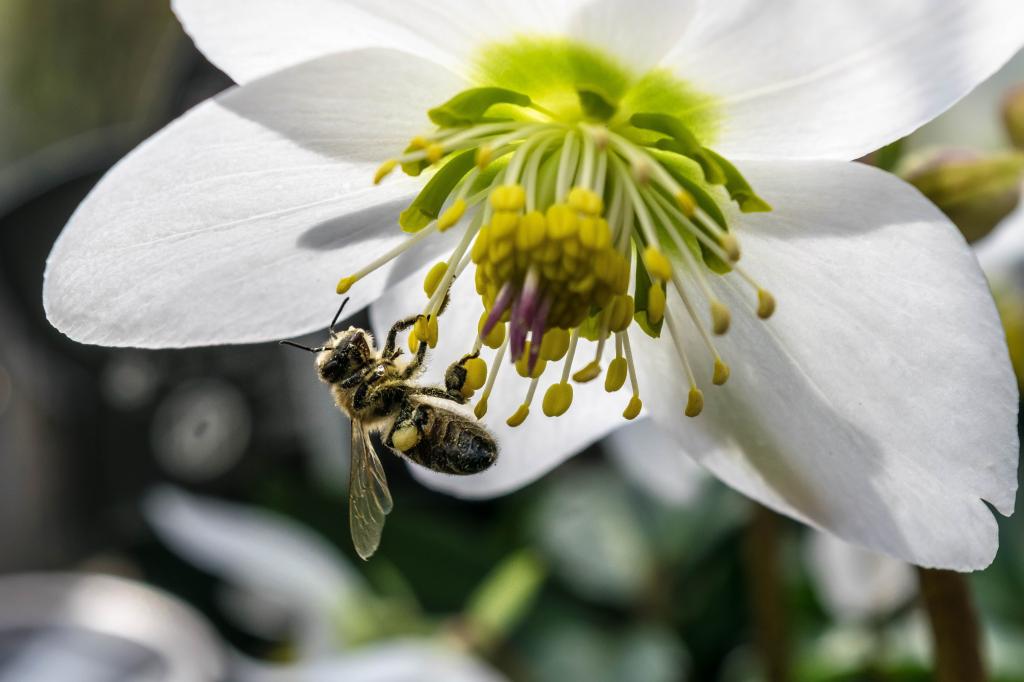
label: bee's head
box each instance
[316,327,373,383]
[280,298,374,384]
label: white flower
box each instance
[144,487,505,682]
[45,1,1024,570]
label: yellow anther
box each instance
[568,187,604,216]
[426,316,439,348]
[757,289,776,319]
[608,295,634,333]
[463,357,488,392]
[474,397,489,419]
[540,328,571,361]
[605,357,628,392]
[391,424,420,452]
[516,211,547,251]
[408,329,420,353]
[471,148,492,172]
[425,143,445,164]
[491,212,519,240]
[675,190,697,217]
[711,301,731,335]
[721,234,741,262]
[414,315,429,343]
[632,159,652,185]
[515,344,547,379]
[546,204,578,240]
[643,246,672,281]
[408,136,428,150]
[541,382,573,417]
[647,283,666,325]
[470,226,490,263]
[437,199,467,231]
[579,217,612,249]
[506,405,530,428]
[477,312,506,349]
[490,185,526,212]
[572,361,602,384]
[374,160,398,185]
[336,276,358,294]
[623,395,642,420]
[423,262,449,297]
[685,387,704,418]
[713,359,730,386]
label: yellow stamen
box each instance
[490,184,526,212]
[336,276,357,294]
[374,160,398,185]
[757,289,776,319]
[572,361,601,383]
[685,387,704,417]
[507,404,530,427]
[423,262,449,297]
[540,328,571,361]
[643,246,672,281]
[515,342,547,379]
[438,199,467,232]
[475,145,493,169]
[713,358,730,386]
[675,189,697,217]
[568,187,604,215]
[409,136,428,150]
[647,282,666,325]
[623,395,642,420]
[542,382,573,417]
[711,301,731,335]
[605,357,628,392]
[478,312,506,349]
[464,357,488,391]
[474,334,509,419]
[425,143,445,164]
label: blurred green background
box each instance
[1,2,1023,681]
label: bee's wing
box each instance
[348,420,394,560]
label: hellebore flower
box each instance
[45,1,1024,569]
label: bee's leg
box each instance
[382,314,421,360]
[442,351,481,401]
[412,385,468,405]
[400,339,429,380]
[386,399,429,453]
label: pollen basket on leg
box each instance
[341,39,778,426]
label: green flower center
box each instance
[338,38,776,425]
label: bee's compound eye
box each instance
[320,356,344,382]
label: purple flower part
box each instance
[518,268,541,327]
[509,294,529,361]
[481,280,515,337]
[528,296,552,374]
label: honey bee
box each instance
[281,299,498,559]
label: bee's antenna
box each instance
[330,297,351,333]
[279,340,324,353]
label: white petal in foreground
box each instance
[238,640,506,682]
[634,160,1018,570]
[975,198,1024,284]
[806,532,917,623]
[370,266,626,499]
[144,486,362,654]
[602,419,708,507]
[671,0,1024,160]
[45,50,463,347]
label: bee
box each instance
[281,299,498,559]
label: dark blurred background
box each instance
[2,3,1024,681]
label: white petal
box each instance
[144,486,363,611]
[369,262,626,499]
[171,0,453,83]
[806,532,917,623]
[634,160,1018,570]
[602,419,708,507]
[238,641,505,682]
[44,51,464,348]
[669,0,1024,160]
[173,0,599,84]
[975,197,1024,284]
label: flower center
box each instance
[337,39,776,427]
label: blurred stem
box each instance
[918,568,987,682]
[744,505,790,682]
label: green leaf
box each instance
[630,112,725,185]
[428,87,532,127]
[398,150,477,232]
[577,87,617,122]
[464,550,546,652]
